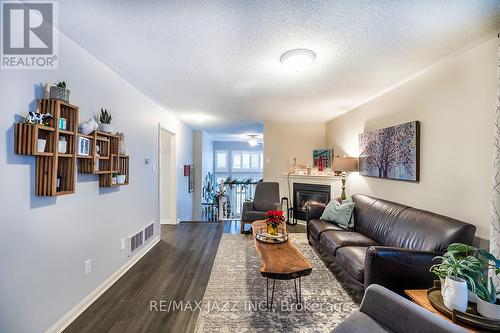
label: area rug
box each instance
[194,233,358,332]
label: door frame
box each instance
[158,124,177,224]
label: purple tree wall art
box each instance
[359,121,420,181]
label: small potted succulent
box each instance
[98,108,113,133]
[49,81,70,102]
[266,210,285,236]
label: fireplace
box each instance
[293,183,331,221]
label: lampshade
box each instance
[332,156,358,172]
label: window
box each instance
[251,153,259,169]
[215,150,228,171]
[232,152,241,169]
[242,152,250,169]
[232,151,263,171]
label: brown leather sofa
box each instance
[306,194,476,302]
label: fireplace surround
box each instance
[293,183,330,221]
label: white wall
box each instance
[193,130,213,220]
[263,121,326,198]
[0,33,193,332]
[326,37,497,240]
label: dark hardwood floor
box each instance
[64,221,305,333]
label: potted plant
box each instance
[98,108,114,133]
[111,173,118,185]
[431,243,500,318]
[49,81,70,102]
[266,210,285,236]
[116,173,126,184]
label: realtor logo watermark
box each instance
[1,0,58,69]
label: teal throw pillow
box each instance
[320,199,355,229]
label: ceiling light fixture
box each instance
[280,48,316,72]
[248,135,259,147]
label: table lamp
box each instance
[332,156,358,201]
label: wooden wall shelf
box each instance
[15,99,129,195]
[77,131,130,188]
[15,99,79,196]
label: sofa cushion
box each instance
[352,194,408,245]
[320,230,378,255]
[241,210,267,222]
[336,246,368,282]
[320,200,355,228]
[331,311,391,333]
[384,208,476,252]
[308,219,344,241]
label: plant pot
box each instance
[37,139,47,153]
[477,297,500,319]
[468,289,478,304]
[442,276,468,312]
[98,123,114,133]
[49,86,70,102]
[58,140,67,154]
[267,223,278,236]
[112,177,117,185]
[117,175,126,184]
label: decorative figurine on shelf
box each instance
[79,118,98,135]
[49,81,70,102]
[117,132,126,155]
[98,108,114,133]
[266,210,285,236]
[25,111,53,126]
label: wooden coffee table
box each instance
[252,220,313,310]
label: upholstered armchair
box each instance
[240,182,280,234]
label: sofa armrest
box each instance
[364,246,441,295]
[305,203,326,222]
[357,284,467,333]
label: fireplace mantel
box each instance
[282,173,343,204]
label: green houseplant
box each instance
[98,108,114,133]
[431,243,500,318]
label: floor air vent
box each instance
[144,223,154,242]
[129,223,155,256]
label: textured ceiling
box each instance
[59,1,500,130]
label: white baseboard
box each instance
[160,218,178,225]
[45,236,161,333]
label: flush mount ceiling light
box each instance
[280,48,316,72]
[248,135,259,147]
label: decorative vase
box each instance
[98,123,114,133]
[117,175,126,184]
[49,86,70,102]
[37,139,47,153]
[58,139,67,154]
[79,118,98,135]
[267,223,278,236]
[442,276,468,312]
[477,297,500,319]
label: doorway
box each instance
[159,126,177,224]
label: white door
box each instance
[159,127,176,224]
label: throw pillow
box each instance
[320,199,355,229]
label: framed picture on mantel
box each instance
[359,121,420,182]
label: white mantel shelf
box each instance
[281,173,343,201]
[282,173,343,181]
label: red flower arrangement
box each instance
[266,210,286,229]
